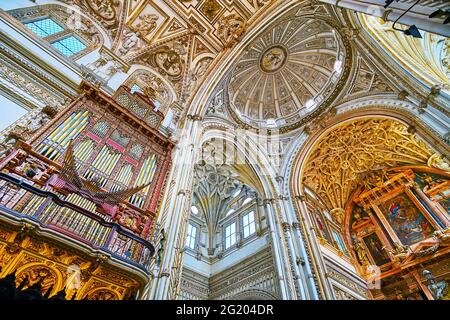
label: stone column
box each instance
[262,197,297,300]
[294,194,335,299]
[146,115,203,300]
[278,192,319,300]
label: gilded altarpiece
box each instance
[346,167,450,300]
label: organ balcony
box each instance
[0,82,174,275]
[0,144,155,272]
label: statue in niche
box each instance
[422,270,448,300]
[352,237,369,265]
[353,205,367,221]
[119,29,142,55]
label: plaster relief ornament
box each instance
[119,29,142,55]
[218,14,246,48]
[137,73,171,105]
[86,51,126,80]
[183,58,213,102]
[228,15,346,131]
[66,13,101,45]
[329,208,345,225]
[427,153,450,171]
[152,46,183,78]
[135,13,159,38]
[85,0,116,21]
[0,134,19,159]
[260,46,287,73]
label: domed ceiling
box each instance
[228,16,347,131]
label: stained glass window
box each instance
[52,36,86,57]
[24,18,64,37]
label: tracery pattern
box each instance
[303,118,434,211]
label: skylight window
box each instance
[51,36,86,57]
[25,18,64,38]
[242,197,253,205]
[191,205,199,215]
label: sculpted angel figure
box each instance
[119,29,142,55]
[135,13,158,37]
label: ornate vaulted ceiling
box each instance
[229,15,345,129]
[62,0,277,106]
[301,118,437,213]
[359,14,450,95]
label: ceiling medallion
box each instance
[226,14,351,133]
[259,45,288,73]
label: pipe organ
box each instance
[0,82,174,299]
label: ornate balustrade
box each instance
[0,172,154,272]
